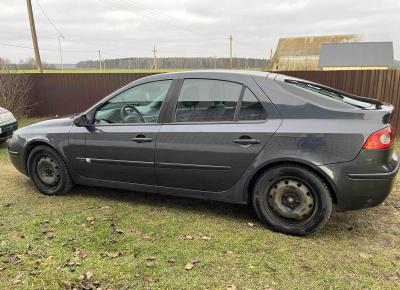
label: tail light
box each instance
[363,126,394,150]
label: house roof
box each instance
[319,42,394,67]
[273,35,359,57]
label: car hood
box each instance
[0,107,9,114]
[17,117,74,134]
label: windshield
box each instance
[285,79,374,109]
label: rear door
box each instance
[155,76,281,192]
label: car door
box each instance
[72,79,173,185]
[155,77,281,192]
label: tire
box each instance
[27,145,74,195]
[252,164,332,236]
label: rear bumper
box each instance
[319,148,399,211]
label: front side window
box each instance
[239,88,268,121]
[174,79,242,122]
[95,80,172,124]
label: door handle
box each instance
[132,135,153,143]
[233,137,261,145]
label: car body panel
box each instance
[7,70,399,212]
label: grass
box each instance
[0,118,399,289]
[2,68,265,74]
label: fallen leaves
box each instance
[184,262,194,270]
[167,258,176,264]
[146,256,157,267]
[101,251,122,258]
[110,223,124,234]
[98,205,110,211]
[181,235,194,240]
[85,216,96,224]
[11,273,22,285]
[3,252,22,264]
[360,253,373,259]
[73,247,87,259]
[185,259,200,270]
[41,226,55,239]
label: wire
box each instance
[34,0,65,39]
[0,42,95,53]
[108,0,225,41]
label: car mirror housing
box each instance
[73,114,92,127]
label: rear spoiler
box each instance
[311,82,384,109]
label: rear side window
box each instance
[174,79,242,122]
[284,79,373,109]
[239,88,267,121]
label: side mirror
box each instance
[73,114,93,127]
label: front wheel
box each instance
[252,164,332,236]
[27,145,74,195]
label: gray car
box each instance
[8,71,399,235]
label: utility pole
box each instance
[98,49,102,71]
[58,35,65,71]
[229,34,233,69]
[151,46,158,70]
[26,0,43,73]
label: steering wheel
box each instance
[120,104,145,123]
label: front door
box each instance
[155,78,281,192]
[77,79,173,185]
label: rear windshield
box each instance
[284,79,373,109]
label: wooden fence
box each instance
[3,70,400,128]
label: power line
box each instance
[0,42,95,53]
[34,0,65,38]
[110,0,224,41]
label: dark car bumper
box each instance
[0,119,18,142]
[319,148,399,211]
[8,132,28,176]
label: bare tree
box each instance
[0,63,33,117]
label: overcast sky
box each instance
[1,0,399,64]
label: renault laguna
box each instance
[8,71,399,235]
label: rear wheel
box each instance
[27,145,73,195]
[252,164,332,236]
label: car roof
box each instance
[150,70,271,79]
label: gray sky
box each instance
[1,0,399,64]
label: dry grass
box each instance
[0,119,399,289]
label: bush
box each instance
[0,67,33,117]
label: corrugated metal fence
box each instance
[3,70,400,127]
[28,73,157,116]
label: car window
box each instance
[239,88,267,121]
[174,79,242,122]
[284,79,373,109]
[95,80,172,124]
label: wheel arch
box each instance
[24,140,59,176]
[246,158,338,205]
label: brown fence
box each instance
[27,73,157,116]
[3,70,400,128]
